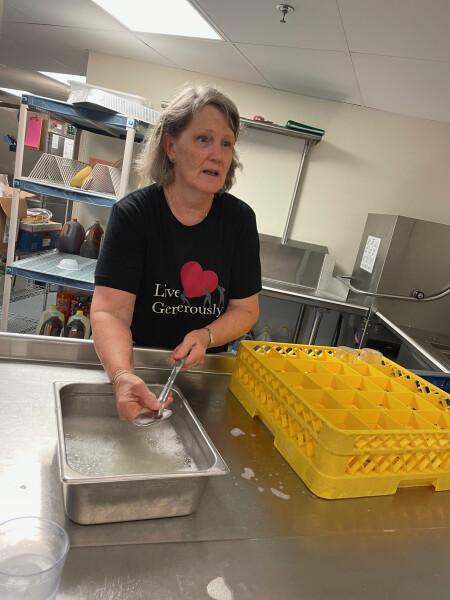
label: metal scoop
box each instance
[133,358,186,427]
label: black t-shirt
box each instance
[95,184,261,351]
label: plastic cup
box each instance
[359,348,383,365]
[0,517,70,600]
[335,346,359,363]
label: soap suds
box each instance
[241,467,255,480]
[64,415,197,477]
[230,428,245,437]
[258,486,264,492]
[207,576,234,600]
[271,487,290,500]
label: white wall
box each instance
[83,52,450,274]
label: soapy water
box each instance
[230,428,245,437]
[64,415,198,477]
[207,576,234,600]
[240,467,255,481]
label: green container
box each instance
[285,119,325,136]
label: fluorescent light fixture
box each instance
[39,72,87,86]
[92,0,221,39]
[0,88,25,97]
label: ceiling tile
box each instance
[136,34,269,86]
[4,0,127,31]
[194,0,347,50]
[3,23,175,73]
[3,3,38,23]
[352,53,450,123]
[237,44,363,104]
[338,0,450,61]
[2,24,89,72]
[0,32,83,73]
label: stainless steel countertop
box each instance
[376,311,450,371]
[2,333,450,599]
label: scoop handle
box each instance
[157,357,186,416]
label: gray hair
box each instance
[134,82,242,192]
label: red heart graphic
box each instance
[181,261,218,298]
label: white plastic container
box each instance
[275,327,292,343]
[254,325,272,342]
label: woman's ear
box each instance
[162,133,175,160]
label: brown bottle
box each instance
[57,218,85,255]
[41,309,64,337]
[79,220,104,259]
[66,312,86,339]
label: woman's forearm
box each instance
[91,311,135,381]
[204,295,259,348]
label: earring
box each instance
[170,157,176,164]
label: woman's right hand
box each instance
[113,373,173,423]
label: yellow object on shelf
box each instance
[229,341,450,500]
[69,165,92,188]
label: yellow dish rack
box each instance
[229,341,450,499]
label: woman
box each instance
[91,82,261,423]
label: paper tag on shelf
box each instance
[63,138,74,159]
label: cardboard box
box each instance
[18,221,62,252]
[0,190,28,254]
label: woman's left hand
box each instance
[169,328,210,370]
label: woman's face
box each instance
[165,105,235,197]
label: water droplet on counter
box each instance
[241,467,255,480]
[270,487,290,500]
[230,428,245,437]
[207,576,234,600]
